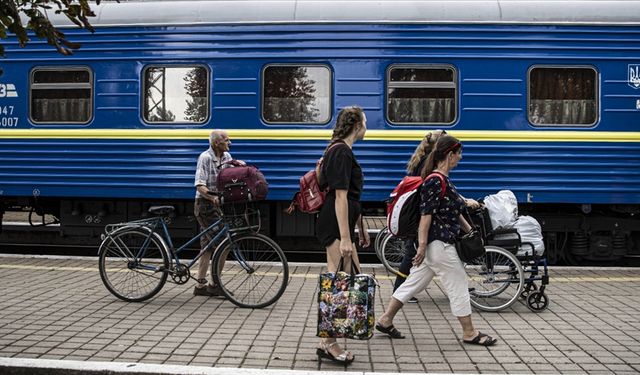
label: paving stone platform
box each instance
[0,254,639,374]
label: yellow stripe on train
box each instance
[1,129,640,142]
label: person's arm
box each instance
[196,185,219,205]
[458,214,472,234]
[414,214,432,266]
[464,198,481,209]
[458,192,481,209]
[335,189,353,257]
[357,215,370,248]
[195,156,219,205]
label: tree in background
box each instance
[0,0,108,56]
[264,66,319,123]
[183,67,208,123]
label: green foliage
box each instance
[0,0,109,56]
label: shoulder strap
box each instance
[324,140,347,156]
[425,173,446,199]
[317,141,348,176]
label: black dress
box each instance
[316,142,363,247]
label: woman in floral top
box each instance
[376,134,498,347]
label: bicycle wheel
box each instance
[379,233,407,277]
[465,246,524,312]
[212,233,288,308]
[98,228,169,302]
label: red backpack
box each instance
[286,142,344,214]
[386,173,446,238]
[217,161,268,203]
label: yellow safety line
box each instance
[1,129,640,142]
[1,264,639,282]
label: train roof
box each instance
[50,0,640,27]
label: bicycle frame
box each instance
[108,214,252,274]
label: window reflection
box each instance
[143,66,209,124]
[263,65,331,124]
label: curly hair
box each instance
[420,134,462,178]
[330,106,364,144]
[406,130,446,174]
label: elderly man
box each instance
[193,130,233,296]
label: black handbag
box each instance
[453,206,486,263]
[455,229,485,263]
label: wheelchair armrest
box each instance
[492,227,518,235]
[486,227,522,252]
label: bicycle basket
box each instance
[222,204,261,232]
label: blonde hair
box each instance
[406,130,446,174]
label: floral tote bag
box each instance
[316,258,376,340]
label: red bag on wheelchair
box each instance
[216,161,268,203]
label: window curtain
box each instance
[388,98,454,123]
[32,99,91,123]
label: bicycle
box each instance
[97,201,289,309]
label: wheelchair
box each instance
[464,208,550,312]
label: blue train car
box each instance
[1,0,639,263]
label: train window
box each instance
[387,65,457,124]
[30,68,92,124]
[262,65,331,124]
[143,66,209,124]
[528,67,598,126]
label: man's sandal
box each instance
[463,332,497,347]
[316,342,354,364]
[375,323,405,339]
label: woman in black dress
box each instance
[316,106,370,365]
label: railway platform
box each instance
[0,254,639,374]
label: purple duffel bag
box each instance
[217,161,268,203]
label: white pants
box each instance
[392,240,472,317]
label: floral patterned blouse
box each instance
[419,172,466,244]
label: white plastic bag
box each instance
[483,190,518,229]
[513,215,545,257]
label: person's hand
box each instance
[465,198,481,209]
[340,238,353,258]
[207,193,220,207]
[236,160,246,166]
[359,230,370,248]
[412,247,426,267]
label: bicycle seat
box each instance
[148,206,175,216]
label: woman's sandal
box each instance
[316,342,354,364]
[463,331,497,347]
[375,323,405,339]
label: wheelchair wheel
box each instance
[379,233,406,277]
[526,291,549,312]
[520,283,538,299]
[374,226,389,259]
[465,246,525,312]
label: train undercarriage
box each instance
[1,197,638,265]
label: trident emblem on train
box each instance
[629,65,640,89]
